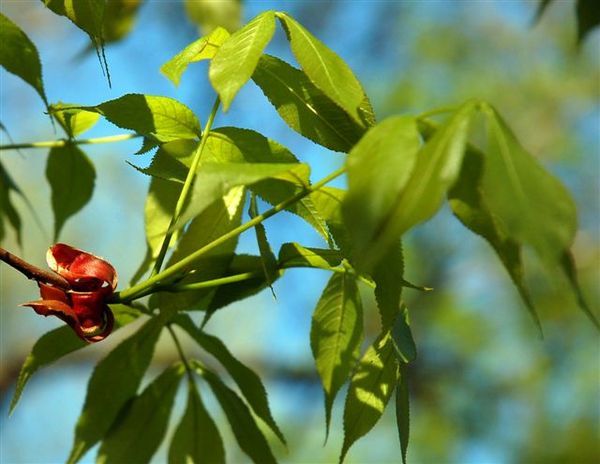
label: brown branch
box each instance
[0,247,70,290]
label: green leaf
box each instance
[396,365,410,464]
[249,194,278,297]
[576,0,600,44]
[276,12,367,126]
[97,363,185,464]
[162,27,230,87]
[481,104,577,262]
[0,160,23,245]
[342,116,421,272]
[559,251,600,329]
[102,0,142,43]
[346,104,476,273]
[252,54,367,152]
[278,242,343,270]
[207,254,282,314]
[67,315,165,464]
[46,144,96,241]
[391,306,417,363]
[178,161,309,229]
[340,333,399,463]
[9,305,140,415]
[50,102,100,138]
[447,142,542,331]
[154,190,244,313]
[169,379,225,464]
[196,364,277,464]
[208,127,330,243]
[0,13,49,109]
[84,94,201,142]
[209,11,276,111]
[42,0,110,84]
[310,186,351,252]
[311,271,363,436]
[177,315,286,444]
[184,0,242,35]
[372,242,405,330]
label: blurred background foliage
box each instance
[1,1,598,463]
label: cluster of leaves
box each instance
[1,2,598,463]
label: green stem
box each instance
[416,107,457,120]
[150,97,221,277]
[167,324,193,380]
[115,165,346,302]
[0,133,140,151]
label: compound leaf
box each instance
[209,10,276,110]
[9,305,141,415]
[97,363,185,464]
[178,315,285,444]
[197,364,277,464]
[67,316,165,464]
[311,271,363,436]
[169,380,225,464]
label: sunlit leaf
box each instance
[46,144,95,241]
[252,54,367,152]
[83,94,201,143]
[346,104,476,273]
[154,191,244,313]
[67,315,165,464]
[0,13,49,109]
[447,141,542,331]
[169,379,225,464]
[177,161,309,229]
[396,365,410,464]
[342,116,421,272]
[278,242,343,270]
[249,194,278,296]
[208,127,330,242]
[50,102,100,138]
[177,316,286,444]
[9,305,141,415]
[481,104,577,262]
[311,271,363,436]
[340,332,399,463]
[209,11,276,111]
[97,363,185,464]
[276,12,367,126]
[196,363,277,464]
[162,27,230,87]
